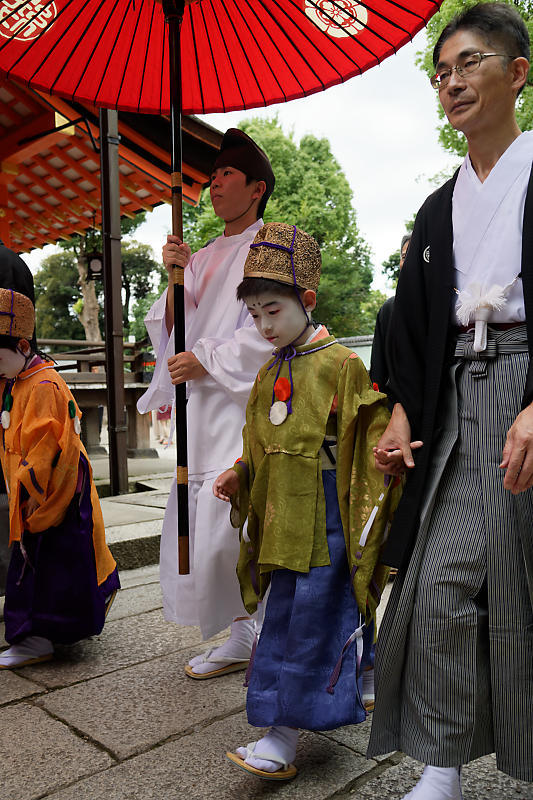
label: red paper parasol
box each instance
[0,0,442,114]
[0,0,443,574]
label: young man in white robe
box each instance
[137,130,274,678]
[369,4,533,797]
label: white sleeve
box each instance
[192,317,272,404]
[136,313,176,415]
[143,289,168,354]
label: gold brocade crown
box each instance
[244,223,321,291]
[0,288,35,339]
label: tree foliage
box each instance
[380,216,415,286]
[34,213,164,341]
[417,0,533,159]
[34,251,84,340]
[183,117,375,336]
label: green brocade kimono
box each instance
[231,334,400,620]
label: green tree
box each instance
[120,242,163,335]
[417,0,533,159]
[34,251,84,340]
[183,117,374,336]
[34,213,163,341]
[357,290,389,334]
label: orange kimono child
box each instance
[1,356,120,649]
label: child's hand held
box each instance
[213,469,239,501]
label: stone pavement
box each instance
[1,440,533,799]
[2,567,533,800]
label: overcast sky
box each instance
[23,30,459,295]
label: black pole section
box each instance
[100,108,128,495]
[163,0,189,574]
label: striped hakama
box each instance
[368,326,533,782]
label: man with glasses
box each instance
[368,4,533,798]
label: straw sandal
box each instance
[226,743,297,781]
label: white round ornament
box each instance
[1,410,10,430]
[269,400,288,426]
[73,416,81,435]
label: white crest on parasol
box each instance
[304,0,368,38]
[0,0,57,41]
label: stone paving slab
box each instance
[105,519,162,545]
[17,609,202,689]
[100,501,165,527]
[0,669,43,705]
[116,564,159,589]
[44,711,378,800]
[105,580,163,622]
[37,648,248,760]
[105,492,169,509]
[0,703,114,800]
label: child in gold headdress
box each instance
[0,288,120,669]
[213,223,400,780]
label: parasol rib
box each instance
[94,0,135,106]
[59,0,117,97]
[239,0,309,96]
[188,5,206,112]
[198,1,227,109]
[136,0,157,113]
[230,0,286,102]
[209,0,246,110]
[222,0,269,106]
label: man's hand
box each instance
[163,235,192,335]
[168,351,208,384]
[213,469,240,502]
[373,403,423,475]
[163,235,191,277]
[500,403,533,494]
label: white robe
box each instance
[137,220,272,638]
[452,131,533,325]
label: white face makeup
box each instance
[0,346,28,379]
[246,292,311,349]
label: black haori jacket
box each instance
[383,165,533,568]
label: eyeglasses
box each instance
[430,52,516,90]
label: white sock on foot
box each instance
[189,618,255,675]
[362,666,374,706]
[402,765,463,800]
[0,636,53,667]
[236,726,299,773]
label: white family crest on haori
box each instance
[0,0,57,41]
[305,0,367,38]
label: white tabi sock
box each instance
[236,726,299,773]
[402,765,463,800]
[362,666,374,705]
[0,636,54,668]
[188,617,255,675]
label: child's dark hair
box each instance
[236,277,306,302]
[0,334,24,352]
[0,334,45,362]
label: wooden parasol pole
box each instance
[163,0,189,574]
